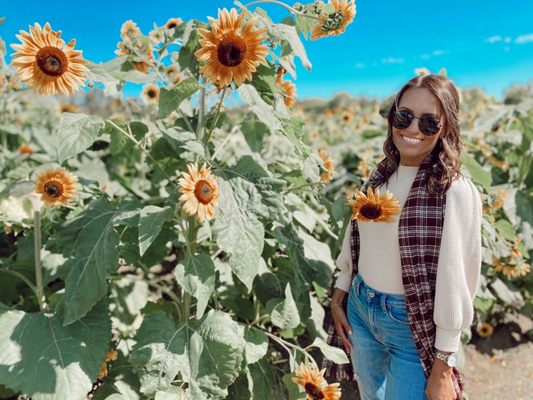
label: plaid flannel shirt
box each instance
[322,152,465,399]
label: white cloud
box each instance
[381,57,404,64]
[354,62,365,69]
[485,35,502,43]
[515,33,533,44]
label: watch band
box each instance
[435,350,457,367]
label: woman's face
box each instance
[391,87,444,166]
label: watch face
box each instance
[447,354,457,367]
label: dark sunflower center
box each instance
[322,10,345,32]
[36,46,68,77]
[304,383,325,399]
[167,22,178,29]
[217,34,247,67]
[194,180,214,204]
[147,89,157,98]
[360,203,382,219]
[44,181,63,198]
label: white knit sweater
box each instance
[334,165,482,352]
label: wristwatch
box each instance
[435,350,457,367]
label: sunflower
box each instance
[310,0,356,40]
[164,65,182,85]
[115,41,154,73]
[178,163,219,223]
[165,18,183,31]
[120,20,141,42]
[10,23,88,95]
[18,143,33,155]
[292,362,341,400]
[347,187,401,223]
[195,8,269,88]
[318,149,335,182]
[276,69,297,108]
[59,103,77,113]
[476,322,494,338]
[492,189,506,210]
[340,110,353,124]
[142,84,160,104]
[34,167,78,207]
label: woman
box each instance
[323,74,482,400]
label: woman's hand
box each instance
[331,288,353,354]
[424,359,457,400]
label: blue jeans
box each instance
[347,273,428,400]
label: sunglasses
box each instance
[392,99,442,136]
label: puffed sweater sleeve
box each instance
[333,221,354,293]
[433,176,483,352]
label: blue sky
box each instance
[2,0,533,100]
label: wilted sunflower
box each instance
[142,84,160,104]
[276,69,297,108]
[18,143,33,155]
[476,322,494,338]
[178,163,219,223]
[195,8,269,87]
[10,22,88,95]
[318,149,335,182]
[347,187,400,222]
[34,167,78,207]
[310,0,356,40]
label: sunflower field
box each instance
[0,0,531,399]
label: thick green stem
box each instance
[0,269,40,300]
[34,210,45,310]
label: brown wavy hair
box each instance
[382,74,463,195]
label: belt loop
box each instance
[355,274,362,296]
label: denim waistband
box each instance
[351,273,406,305]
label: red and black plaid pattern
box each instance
[322,152,465,399]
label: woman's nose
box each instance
[405,117,421,134]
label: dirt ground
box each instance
[462,341,533,400]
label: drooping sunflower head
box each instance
[34,167,78,207]
[347,187,401,223]
[195,8,269,88]
[115,39,154,73]
[10,23,88,95]
[311,0,356,40]
[178,163,219,223]
[142,84,160,104]
[164,65,182,85]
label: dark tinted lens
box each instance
[419,115,441,136]
[392,109,413,129]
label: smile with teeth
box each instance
[401,134,423,144]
